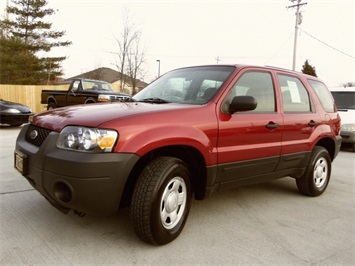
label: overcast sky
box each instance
[1,0,354,86]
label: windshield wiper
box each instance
[138,98,170,103]
[124,97,137,102]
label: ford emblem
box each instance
[29,130,38,140]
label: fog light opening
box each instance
[54,182,73,203]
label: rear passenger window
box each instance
[225,71,275,113]
[278,74,312,113]
[308,80,336,113]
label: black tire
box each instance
[47,102,56,110]
[131,156,192,245]
[296,146,331,197]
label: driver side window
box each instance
[72,81,81,92]
[223,71,275,113]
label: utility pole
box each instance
[215,56,221,64]
[288,0,307,71]
[156,59,160,77]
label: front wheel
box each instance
[47,102,56,110]
[131,156,192,245]
[296,146,331,196]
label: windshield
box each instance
[331,91,355,110]
[133,66,235,104]
[82,80,113,91]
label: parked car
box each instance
[331,87,355,152]
[0,99,34,126]
[14,64,342,245]
[41,79,131,110]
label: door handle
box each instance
[266,122,279,129]
[308,120,318,127]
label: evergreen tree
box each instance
[301,59,317,77]
[0,36,42,84]
[0,0,71,84]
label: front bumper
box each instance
[334,135,343,158]
[0,114,31,125]
[340,130,355,144]
[15,124,140,215]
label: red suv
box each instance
[15,65,342,245]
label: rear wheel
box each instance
[296,146,331,196]
[131,156,192,245]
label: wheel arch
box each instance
[47,96,57,105]
[315,137,336,161]
[119,145,207,208]
[85,97,96,104]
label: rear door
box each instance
[276,73,321,157]
[216,69,283,183]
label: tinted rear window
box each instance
[307,80,335,112]
[331,91,355,110]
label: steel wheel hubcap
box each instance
[313,157,328,188]
[160,176,187,229]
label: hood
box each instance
[84,90,130,97]
[0,99,32,113]
[32,102,190,131]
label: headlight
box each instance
[341,124,355,132]
[98,94,110,102]
[3,108,21,114]
[57,126,118,152]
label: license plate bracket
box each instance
[14,151,28,175]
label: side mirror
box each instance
[229,96,257,113]
[70,88,76,96]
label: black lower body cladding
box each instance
[15,124,139,215]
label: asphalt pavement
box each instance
[0,126,354,265]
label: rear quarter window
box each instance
[307,80,336,113]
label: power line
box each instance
[264,32,293,64]
[303,30,355,59]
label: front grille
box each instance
[109,95,129,102]
[25,124,52,147]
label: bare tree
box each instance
[127,31,145,95]
[114,8,145,93]
[84,67,104,80]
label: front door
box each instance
[67,80,87,106]
[217,70,283,183]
